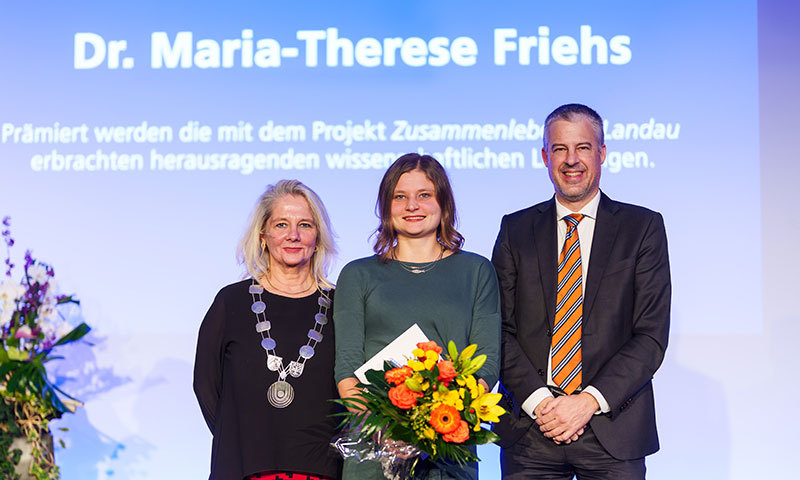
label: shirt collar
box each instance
[555,190,601,221]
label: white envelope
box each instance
[354,323,429,384]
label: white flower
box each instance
[43,277,59,296]
[38,304,57,323]
[27,263,50,285]
[55,321,73,340]
[0,279,25,301]
[38,290,58,322]
[39,319,56,339]
[0,279,25,324]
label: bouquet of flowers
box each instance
[333,340,505,479]
[0,217,90,478]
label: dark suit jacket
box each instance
[491,192,670,460]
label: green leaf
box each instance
[56,295,80,306]
[463,409,477,425]
[6,347,27,361]
[48,380,79,401]
[52,322,91,347]
[331,396,368,410]
[364,368,387,387]
[464,428,500,446]
[6,362,43,394]
[463,388,473,407]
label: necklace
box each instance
[393,246,445,274]
[249,279,331,408]
[265,273,315,296]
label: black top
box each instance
[193,280,342,480]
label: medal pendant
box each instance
[267,380,294,408]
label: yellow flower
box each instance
[455,386,467,400]
[458,344,478,363]
[423,427,436,440]
[423,350,438,370]
[433,388,464,410]
[470,392,505,425]
[463,354,487,375]
[412,348,425,358]
[458,375,483,398]
[408,359,426,371]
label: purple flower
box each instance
[24,250,34,269]
[2,218,14,248]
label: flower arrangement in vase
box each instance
[0,217,90,480]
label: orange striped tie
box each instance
[551,213,584,394]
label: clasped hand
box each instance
[534,392,598,445]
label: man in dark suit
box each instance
[492,103,670,479]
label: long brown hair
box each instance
[373,153,464,262]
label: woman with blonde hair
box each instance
[194,179,342,480]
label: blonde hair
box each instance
[237,180,336,289]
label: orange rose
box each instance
[442,420,470,443]
[416,341,443,355]
[388,384,422,409]
[429,404,460,434]
[437,360,457,384]
[385,366,414,385]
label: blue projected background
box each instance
[0,1,795,479]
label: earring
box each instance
[261,240,266,250]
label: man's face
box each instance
[542,116,606,210]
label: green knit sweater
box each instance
[333,251,501,389]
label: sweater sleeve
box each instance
[193,291,226,433]
[333,261,367,383]
[469,256,502,389]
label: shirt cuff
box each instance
[520,387,553,419]
[582,385,611,414]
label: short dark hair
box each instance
[373,153,464,262]
[543,103,604,147]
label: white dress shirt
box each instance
[520,191,611,418]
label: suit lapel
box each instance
[583,192,620,324]
[533,198,558,328]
